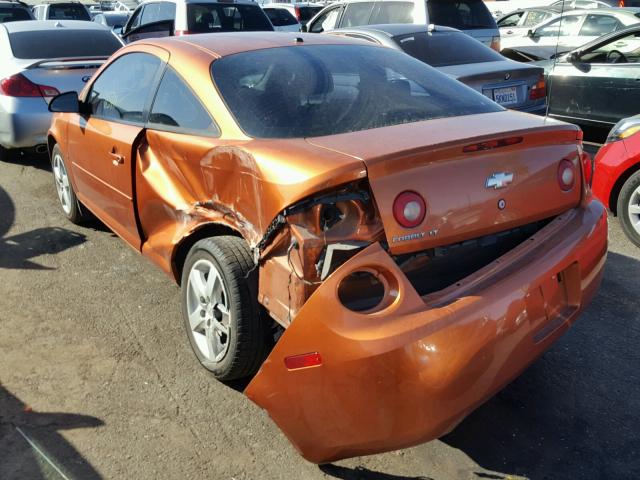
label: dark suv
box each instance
[0,0,34,23]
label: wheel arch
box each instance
[609,163,640,216]
[47,134,57,159]
[171,222,245,285]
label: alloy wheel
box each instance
[53,153,72,215]
[628,185,640,236]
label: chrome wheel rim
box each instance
[186,259,231,363]
[628,185,640,236]
[53,153,72,215]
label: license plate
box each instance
[493,87,518,106]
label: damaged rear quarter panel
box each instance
[135,129,367,279]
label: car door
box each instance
[548,30,640,126]
[68,50,167,249]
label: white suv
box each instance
[121,0,273,43]
[32,1,91,21]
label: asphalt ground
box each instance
[0,145,638,480]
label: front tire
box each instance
[617,170,640,248]
[51,144,86,224]
[181,236,271,381]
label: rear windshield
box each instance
[395,31,503,67]
[264,8,298,26]
[211,45,501,139]
[9,30,122,59]
[428,0,496,30]
[48,4,91,20]
[298,6,322,22]
[187,4,273,32]
[0,6,32,22]
[104,13,129,26]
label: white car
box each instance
[32,1,91,21]
[262,5,301,31]
[501,8,640,56]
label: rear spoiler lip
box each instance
[25,57,109,69]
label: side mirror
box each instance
[527,29,534,37]
[49,91,80,113]
[567,51,580,64]
[300,24,308,33]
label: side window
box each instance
[522,11,549,27]
[581,32,640,64]
[149,67,218,135]
[536,15,581,37]
[88,53,162,123]
[340,2,374,28]
[370,2,413,24]
[579,14,622,37]
[498,12,523,28]
[310,7,341,33]
[140,2,175,25]
[127,6,143,31]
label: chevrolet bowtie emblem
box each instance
[486,172,514,190]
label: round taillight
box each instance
[558,159,575,191]
[393,191,426,228]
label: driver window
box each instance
[310,7,341,33]
[581,32,640,64]
[88,53,163,123]
[126,6,143,32]
[536,15,581,37]
[498,12,522,28]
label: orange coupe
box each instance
[47,32,607,463]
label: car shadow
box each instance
[442,251,640,478]
[0,384,104,479]
[0,184,86,270]
[320,465,433,480]
[1,150,51,172]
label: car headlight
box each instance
[606,116,640,143]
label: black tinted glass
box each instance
[298,6,322,22]
[428,0,496,29]
[395,31,503,67]
[150,67,217,134]
[0,6,31,22]
[140,2,175,24]
[88,53,161,123]
[265,8,297,26]
[212,45,501,139]
[105,13,129,26]
[187,4,272,32]
[48,4,90,20]
[9,30,122,59]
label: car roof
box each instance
[143,31,371,58]
[1,19,109,32]
[334,23,460,37]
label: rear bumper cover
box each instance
[0,96,50,149]
[246,200,607,463]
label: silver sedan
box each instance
[0,20,123,160]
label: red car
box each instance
[593,115,640,247]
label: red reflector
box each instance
[581,151,593,187]
[576,129,584,141]
[463,136,523,153]
[284,352,322,370]
[294,5,301,20]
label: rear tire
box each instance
[617,170,640,248]
[51,144,87,224]
[181,236,271,381]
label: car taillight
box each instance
[619,0,625,6]
[581,151,594,188]
[529,74,546,100]
[490,36,500,51]
[0,74,59,98]
[558,159,576,191]
[294,6,301,20]
[393,191,426,228]
[175,30,190,36]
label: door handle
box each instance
[109,150,124,166]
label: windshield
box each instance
[427,0,496,30]
[8,30,122,59]
[211,45,502,139]
[187,4,273,32]
[48,4,91,20]
[395,31,504,67]
[0,6,31,22]
[298,6,322,22]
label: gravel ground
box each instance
[0,149,638,480]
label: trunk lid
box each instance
[306,111,583,255]
[19,58,105,103]
[438,61,544,109]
